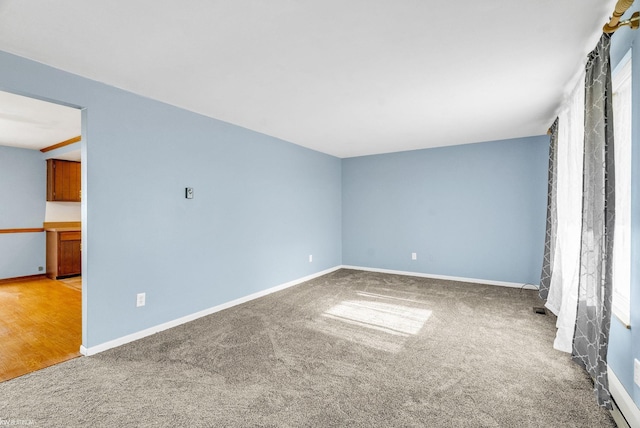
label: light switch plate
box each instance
[634,359,640,387]
[185,187,194,199]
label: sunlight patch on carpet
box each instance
[312,297,432,353]
[324,300,431,336]
[355,291,429,304]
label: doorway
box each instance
[0,89,85,381]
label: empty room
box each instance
[0,1,639,427]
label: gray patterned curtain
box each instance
[539,118,559,300]
[572,33,615,409]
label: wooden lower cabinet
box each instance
[46,230,81,279]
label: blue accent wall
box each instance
[0,50,342,347]
[342,136,549,284]
[0,145,46,279]
[608,21,640,410]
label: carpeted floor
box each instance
[0,269,615,427]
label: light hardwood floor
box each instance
[0,277,81,382]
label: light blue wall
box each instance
[0,50,342,348]
[0,145,46,279]
[342,136,549,285]
[608,22,640,410]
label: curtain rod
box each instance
[603,0,639,33]
[546,1,638,135]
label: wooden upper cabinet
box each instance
[47,159,81,202]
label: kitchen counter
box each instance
[43,221,81,231]
[44,227,81,232]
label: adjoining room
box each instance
[0,91,82,381]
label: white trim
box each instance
[609,367,640,428]
[613,311,632,330]
[80,265,341,356]
[611,48,633,329]
[340,265,538,290]
[613,48,632,79]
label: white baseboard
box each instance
[80,265,341,356]
[341,265,538,290]
[609,367,640,428]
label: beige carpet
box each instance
[0,269,615,427]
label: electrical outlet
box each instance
[185,187,194,199]
[635,359,640,387]
[38,266,44,272]
[309,254,313,262]
[412,252,417,260]
[136,293,146,307]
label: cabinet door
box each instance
[58,232,81,276]
[47,159,81,202]
[67,161,81,201]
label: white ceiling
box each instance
[0,90,80,150]
[0,1,617,158]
